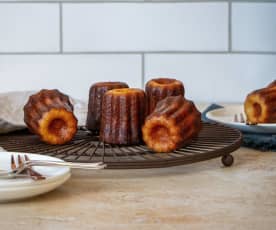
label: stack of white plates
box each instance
[0,152,71,202]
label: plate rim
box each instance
[0,173,71,202]
[206,104,276,128]
[0,172,71,191]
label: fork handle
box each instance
[28,161,106,170]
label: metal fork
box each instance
[0,155,30,179]
[19,154,106,170]
[22,155,46,180]
[0,154,106,179]
[234,113,245,123]
[0,155,45,180]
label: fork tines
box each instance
[10,154,45,180]
[240,113,245,123]
[11,154,16,171]
[17,155,23,168]
[234,113,245,123]
[23,154,45,180]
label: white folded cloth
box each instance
[0,91,87,134]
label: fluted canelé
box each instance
[244,86,276,124]
[86,82,129,133]
[145,78,185,114]
[100,88,146,145]
[142,96,201,153]
[24,89,78,145]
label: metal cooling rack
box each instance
[0,122,242,169]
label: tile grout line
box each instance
[228,0,232,52]
[0,51,276,55]
[144,0,225,2]
[0,1,229,3]
[0,0,276,3]
[59,3,63,53]
[141,53,145,87]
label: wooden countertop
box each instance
[0,104,276,229]
[0,147,275,230]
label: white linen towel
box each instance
[0,91,87,134]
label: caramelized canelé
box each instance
[244,85,276,124]
[142,96,201,153]
[100,88,147,145]
[86,82,129,133]
[145,78,185,114]
[24,89,78,145]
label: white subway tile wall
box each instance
[145,54,276,102]
[0,4,59,52]
[63,3,228,52]
[0,1,275,102]
[232,3,276,52]
[0,55,142,99]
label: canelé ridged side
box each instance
[100,88,146,145]
[145,78,185,114]
[86,82,129,132]
[23,89,78,145]
[142,96,201,153]
[244,86,276,123]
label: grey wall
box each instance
[0,0,275,102]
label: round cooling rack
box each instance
[0,122,242,169]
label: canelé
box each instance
[244,86,276,124]
[100,88,146,145]
[86,82,129,132]
[24,89,78,145]
[142,96,201,152]
[145,78,184,114]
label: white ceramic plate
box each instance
[0,152,71,202]
[206,104,276,134]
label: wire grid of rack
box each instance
[0,122,242,169]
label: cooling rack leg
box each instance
[221,154,234,167]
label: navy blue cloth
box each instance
[202,104,276,151]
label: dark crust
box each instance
[86,82,129,132]
[145,78,185,114]
[143,95,202,151]
[100,88,146,145]
[245,86,276,123]
[23,89,76,134]
[247,86,276,109]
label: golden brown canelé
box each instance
[244,86,276,124]
[86,82,129,133]
[142,96,201,153]
[24,89,78,145]
[100,88,147,145]
[145,78,185,114]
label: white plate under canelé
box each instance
[206,104,276,134]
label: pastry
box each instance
[142,96,201,152]
[24,89,78,145]
[244,86,276,124]
[86,82,129,132]
[145,78,184,114]
[100,88,146,145]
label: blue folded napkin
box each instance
[202,104,276,151]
